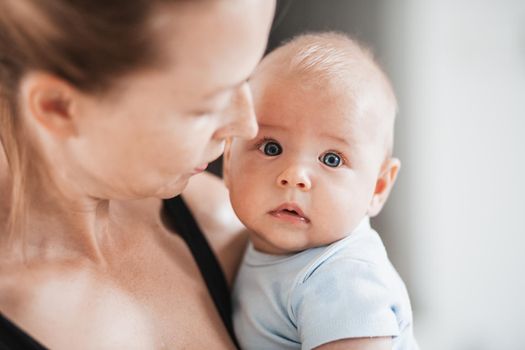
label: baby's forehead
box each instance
[254,34,395,113]
[252,33,397,154]
[256,88,377,144]
[254,65,391,137]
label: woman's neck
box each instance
[0,141,162,266]
[0,142,11,226]
[0,163,125,266]
[24,193,113,263]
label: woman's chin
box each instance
[154,176,191,199]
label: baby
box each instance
[224,33,418,350]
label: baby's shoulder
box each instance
[299,231,390,285]
[291,233,410,315]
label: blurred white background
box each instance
[266,1,525,349]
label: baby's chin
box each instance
[249,222,355,255]
[249,231,311,255]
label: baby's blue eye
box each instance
[260,141,282,156]
[320,152,342,167]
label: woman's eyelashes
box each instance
[190,92,234,117]
[190,105,225,117]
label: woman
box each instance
[0,0,275,348]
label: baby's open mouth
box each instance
[282,208,301,217]
[269,204,311,224]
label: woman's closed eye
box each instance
[256,138,282,156]
[189,104,226,117]
[189,91,235,117]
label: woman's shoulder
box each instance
[0,261,157,349]
[181,172,249,286]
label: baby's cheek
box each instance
[231,183,258,219]
[316,195,352,234]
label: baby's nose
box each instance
[276,166,312,191]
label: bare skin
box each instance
[315,337,392,350]
[0,149,8,230]
[0,172,247,349]
[0,0,273,348]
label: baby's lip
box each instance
[269,203,310,223]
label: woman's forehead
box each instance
[149,0,274,95]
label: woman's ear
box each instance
[367,157,401,217]
[222,138,233,189]
[20,72,78,139]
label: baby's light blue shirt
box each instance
[233,217,418,350]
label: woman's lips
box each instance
[269,203,310,225]
[192,163,208,174]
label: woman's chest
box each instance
[113,238,233,349]
[0,236,234,349]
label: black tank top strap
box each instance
[163,196,240,349]
[0,312,48,350]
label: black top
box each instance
[0,196,238,349]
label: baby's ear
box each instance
[222,138,233,189]
[367,157,401,217]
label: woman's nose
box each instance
[276,165,312,191]
[214,82,258,140]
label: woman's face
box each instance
[69,0,275,199]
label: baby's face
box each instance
[226,73,387,254]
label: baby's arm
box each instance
[292,258,399,350]
[314,336,392,350]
